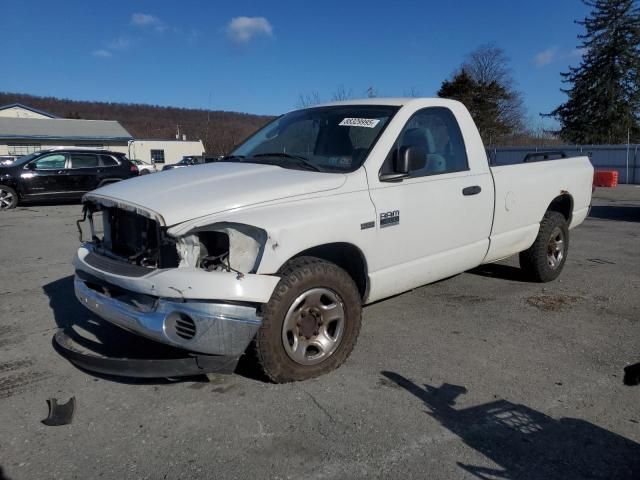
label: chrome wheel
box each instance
[0,188,14,210]
[281,288,345,366]
[547,226,565,269]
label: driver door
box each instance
[21,153,68,197]
[366,107,494,298]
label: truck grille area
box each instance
[92,206,179,269]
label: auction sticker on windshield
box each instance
[339,118,381,128]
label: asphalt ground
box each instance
[0,186,639,479]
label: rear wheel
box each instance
[255,256,362,383]
[0,185,18,210]
[519,211,569,282]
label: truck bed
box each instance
[484,156,594,263]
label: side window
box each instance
[151,150,165,163]
[31,154,66,170]
[100,155,119,167]
[387,107,468,177]
[69,154,99,168]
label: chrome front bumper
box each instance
[74,276,262,356]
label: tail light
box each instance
[130,164,139,174]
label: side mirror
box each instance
[380,145,426,182]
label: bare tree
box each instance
[365,86,378,98]
[331,85,353,101]
[403,87,421,97]
[462,43,526,134]
[297,91,322,108]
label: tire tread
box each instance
[254,256,362,383]
[519,211,569,282]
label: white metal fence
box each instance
[487,145,640,184]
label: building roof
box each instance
[0,103,59,118]
[0,117,132,141]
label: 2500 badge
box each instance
[380,210,400,228]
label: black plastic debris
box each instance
[624,363,640,386]
[42,397,76,426]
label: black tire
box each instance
[254,256,362,383]
[0,185,18,210]
[519,211,569,282]
[139,170,150,175]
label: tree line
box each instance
[3,1,637,152]
[0,92,273,155]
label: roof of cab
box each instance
[301,97,462,109]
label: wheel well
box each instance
[289,243,368,300]
[547,194,573,223]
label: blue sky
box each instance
[2,0,590,126]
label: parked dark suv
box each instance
[0,148,139,210]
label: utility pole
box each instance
[626,127,630,185]
[205,92,211,151]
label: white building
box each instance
[0,103,205,165]
[0,103,58,119]
[127,139,204,166]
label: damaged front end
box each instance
[77,201,267,278]
[69,198,280,374]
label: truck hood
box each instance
[86,162,347,226]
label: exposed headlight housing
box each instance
[176,222,267,274]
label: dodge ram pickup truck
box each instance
[70,98,593,382]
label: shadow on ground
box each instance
[381,371,640,479]
[468,263,528,282]
[589,205,640,223]
[42,275,264,384]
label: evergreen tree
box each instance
[551,0,640,144]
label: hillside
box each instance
[0,92,274,155]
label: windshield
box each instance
[229,105,399,173]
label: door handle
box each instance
[462,185,482,196]
[56,170,65,174]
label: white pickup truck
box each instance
[70,98,593,382]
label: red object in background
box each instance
[593,170,618,187]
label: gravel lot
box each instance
[0,187,639,480]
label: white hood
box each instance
[86,162,347,226]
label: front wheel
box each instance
[519,211,569,282]
[254,256,362,383]
[0,185,18,210]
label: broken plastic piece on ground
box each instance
[623,363,640,386]
[42,397,76,426]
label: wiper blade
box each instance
[253,153,321,171]
[218,155,245,161]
